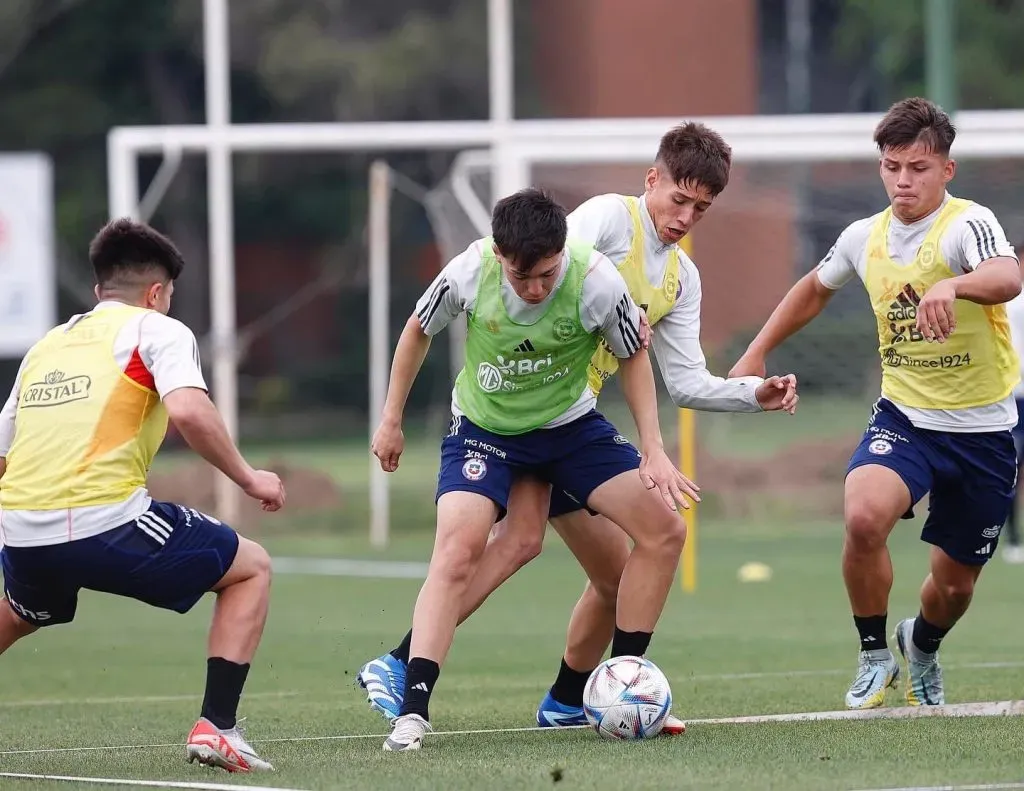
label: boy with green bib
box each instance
[371,189,696,751]
[731,98,1021,710]
[360,122,800,732]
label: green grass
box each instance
[2,520,1024,790]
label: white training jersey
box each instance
[1004,292,1024,399]
[568,194,763,412]
[415,240,642,427]
[815,193,1019,431]
[0,302,208,547]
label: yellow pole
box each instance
[679,236,697,593]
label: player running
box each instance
[731,98,1021,709]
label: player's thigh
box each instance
[923,430,1016,566]
[585,469,686,551]
[83,501,240,614]
[492,475,552,551]
[550,510,630,594]
[845,405,933,539]
[211,535,271,592]
[0,547,78,627]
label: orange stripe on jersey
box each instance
[78,376,160,471]
[124,346,156,391]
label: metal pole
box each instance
[368,161,391,548]
[203,0,241,524]
[925,0,957,113]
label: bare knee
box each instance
[845,503,894,553]
[634,511,686,556]
[1,599,39,638]
[588,575,619,610]
[215,537,272,592]
[432,536,481,589]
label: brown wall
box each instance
[531,0,796,347]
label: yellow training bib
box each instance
[865,198,1018,410]
[587,196,681,395]
[0,305,169,510]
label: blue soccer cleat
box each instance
[536,690,589,727]
[357,654,406,721]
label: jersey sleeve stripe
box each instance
[978,219,999,259]
[417,281,450,329]
[967,220,989,260]
[615,296,640,355]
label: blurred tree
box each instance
[835,0,1024,109]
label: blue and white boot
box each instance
[357,654,406,721]
[536,690,589,727]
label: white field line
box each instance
[850,783,1024,791]
[1,700,1021,757]
[0,773,308,791]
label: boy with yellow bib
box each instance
[359,124,800,732]
[0,220,285,772]
[731,98,1021,710]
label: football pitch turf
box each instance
[2,522,1023,791]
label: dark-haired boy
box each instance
[731,97,1021,709]
[0,218,284,772]
[360,122,799,733]
[371,188,698,751]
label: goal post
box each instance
[107,109,1024,549]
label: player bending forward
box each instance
[359,122,798,733]
[370,188,697,751]
[0,220,285,772]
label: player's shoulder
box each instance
[952,198,1002,224]
[571,192,631,218]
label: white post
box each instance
[106,129,139,219]
[204,0,241,524]
[488,0,522,202]
[368,161,391,548]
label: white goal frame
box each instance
[105,0,1024,544]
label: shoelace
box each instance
[391,716,431,743]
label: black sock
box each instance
[611,628,652,658]
[201,657,250,730]
[391,629,413,664]
[549,658,593,707]
[912,612,950,656]
[399,657,440,721]
[853,614,888,652]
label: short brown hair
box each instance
[873,97,956,156]
[655,122,732,196]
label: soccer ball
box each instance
[582,655,672,740]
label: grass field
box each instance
[2,517,1024,791]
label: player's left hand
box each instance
[916,280,957,342]
[638,307,652,350]
[371,418,405,472]
[639,447,700,512]
[755,374,799,414]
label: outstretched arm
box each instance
[730,271,836,377]
[371,316,432,472]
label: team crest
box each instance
[918,242,937,272]
[663,272,679,302]
[462,458,487,481]
[486,319,500,334]
[554,317,578,341]
[868,439,893,456]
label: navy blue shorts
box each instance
[847,399,1016,565]
[437,410,642,518]
[1,500,239,627]
[1011,398,1024,462]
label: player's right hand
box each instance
[728,351,767,378]
[371,419,405,472]
[639,447,700,512]
[243,469,285,512]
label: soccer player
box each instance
[1002,270,1024,563]
[0,219,285,772]
[359,122,799,732]
[371,188,699,751]
[730,98,1021,709]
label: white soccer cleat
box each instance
[185,717,274,773]
[660,713,686,736]
[383,713,432,752]
[845,648,900,709]
[894,617,945,706]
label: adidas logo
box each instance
[513,339,536,353]
[975,543,992,556]
[411,682,430,692]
